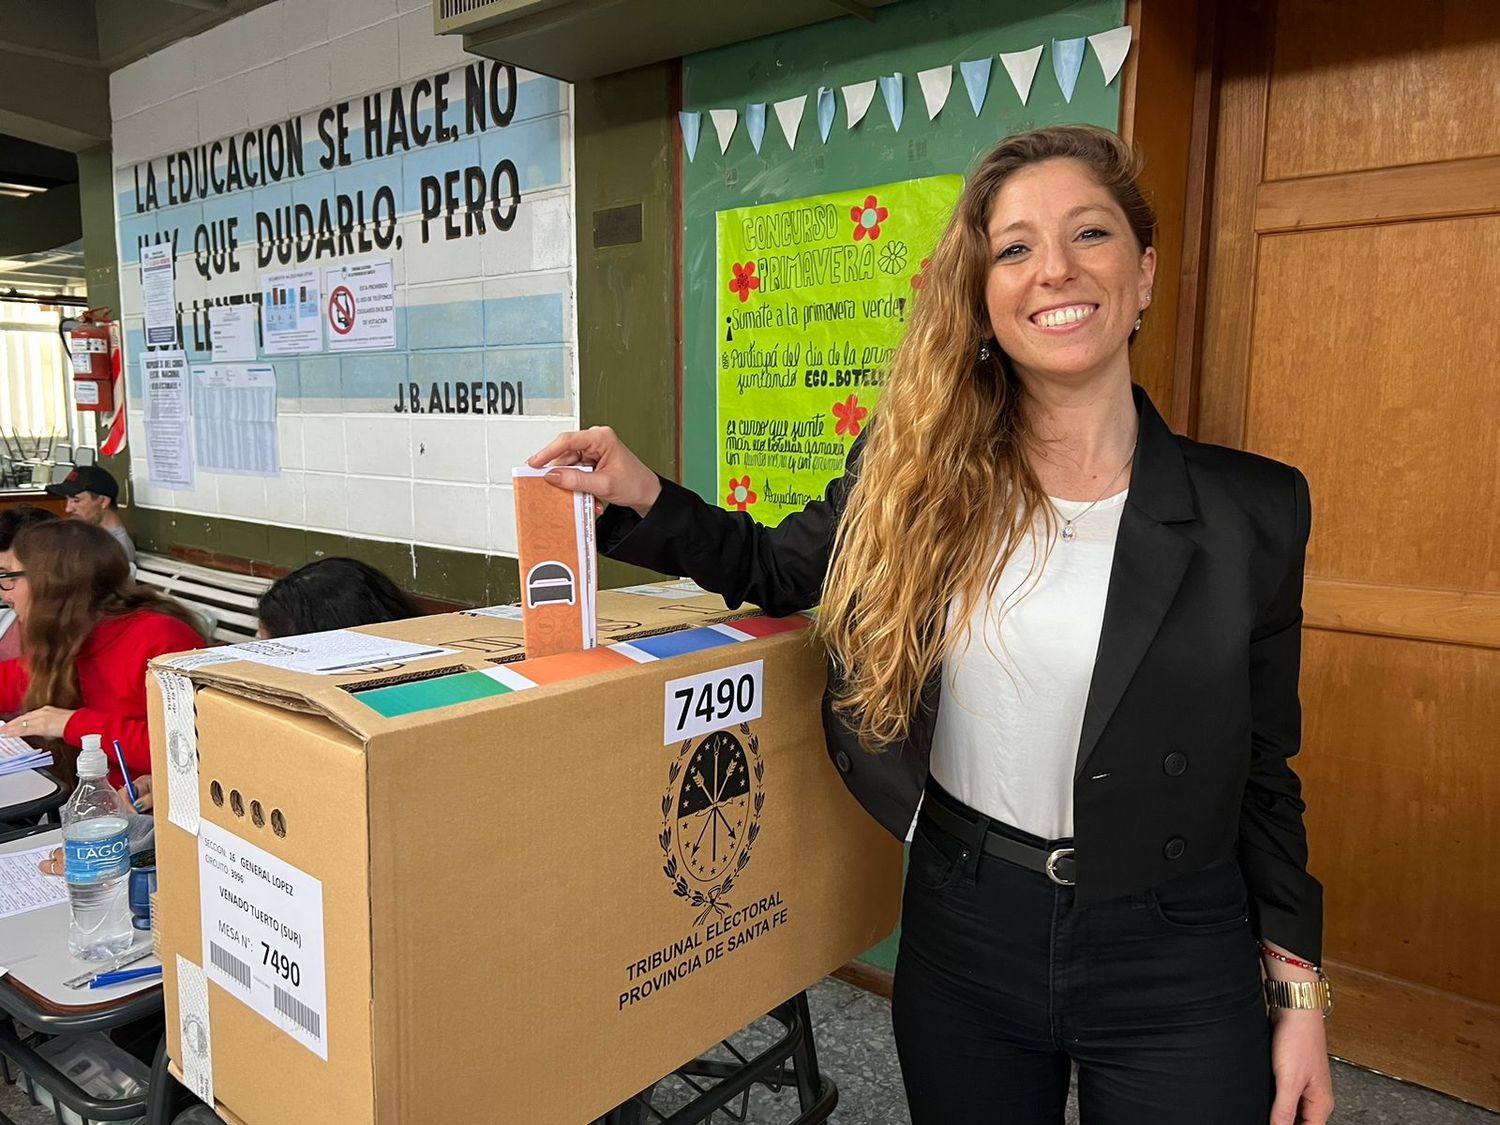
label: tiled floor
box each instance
[3,977,1496,1123]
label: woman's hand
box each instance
[121,774,153,812]
[1269,1008,1335,1125]
[528,426,662,518]
[1,706,76,740]
[37,847,63,876]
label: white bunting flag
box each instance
[917,65,953,120]
[774,95,807,150]
[842,79,877,129]
[1089,25,1133,85]
[709,108,738,154]
[999,45,1045,106]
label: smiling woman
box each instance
[527,125,1333,1125]
[985,161,1156,381]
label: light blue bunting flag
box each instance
[745,103,767,153]
[678,111,701,162]
[817,86,836,142]
[1052,37,1087,103]
[959,58,993,115]
[878,73,904,131]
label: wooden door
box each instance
[1198,0,1500,1109]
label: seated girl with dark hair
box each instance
[256,557,422,638]
[0,520,208,786]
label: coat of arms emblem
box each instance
[659,723,764,923]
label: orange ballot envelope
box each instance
[512,465,597,657]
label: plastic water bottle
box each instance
[62,734,135,961]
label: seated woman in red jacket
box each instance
[0,519,207,786]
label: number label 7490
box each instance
[663,659,764,743]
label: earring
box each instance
[1133,314,1143,333]
[978,341,992,362]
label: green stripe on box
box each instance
[354,671,513,718]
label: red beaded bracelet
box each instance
[1258,941,1323,976]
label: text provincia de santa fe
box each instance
[618,892,789,1011]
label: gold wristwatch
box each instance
[1264,977,1334,1017]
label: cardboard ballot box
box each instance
[148,584,902,1125]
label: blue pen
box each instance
[89,965,163,989]
[112,739,140,809]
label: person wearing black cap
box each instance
[47,465,135,563]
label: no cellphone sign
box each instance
[323,259,396,351]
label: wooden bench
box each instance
[133,552,271,644]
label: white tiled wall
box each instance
[412,481,488,551]
[110,0,580,564]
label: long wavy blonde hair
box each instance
[817,125,1156,748]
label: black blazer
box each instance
[599,386,1323,961]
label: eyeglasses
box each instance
[0,571,25,591]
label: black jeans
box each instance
[892,784,1271,1125]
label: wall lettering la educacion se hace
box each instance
[130,60,525,282]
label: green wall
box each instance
[573,62,682,593]
[681,0,1124,972]
[681,0,1125,499]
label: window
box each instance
[0,298,94,455]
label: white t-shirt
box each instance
[108,523,137,563]
[928,489,1126,840]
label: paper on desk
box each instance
[214,630,457,675]
[0,846,67,920]
[0,734,52,776]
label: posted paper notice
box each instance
[192,364,280,475]
[140,244,178,346]
[324,259,396,351]
[143,350,194,490]
[260,268,322,355]
[210,303,258,362]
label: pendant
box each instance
[1060,522,1076,541]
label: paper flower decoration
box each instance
[728,261,761,303]
[851,195,889,241]
[832,395,868,438]
[725,476,758,511]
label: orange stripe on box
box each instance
[512,646,638,685]
[731,615,813,638]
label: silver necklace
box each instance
[1052,440,1136,542]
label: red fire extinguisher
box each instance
[61,307,117,413]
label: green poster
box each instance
[716,175,964,525]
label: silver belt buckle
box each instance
[1044,847,1076,886]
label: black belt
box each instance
[920,796,1078,886]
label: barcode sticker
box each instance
[274,984,322,1039]
[199,822,328,1060]
[209,941,251,990]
